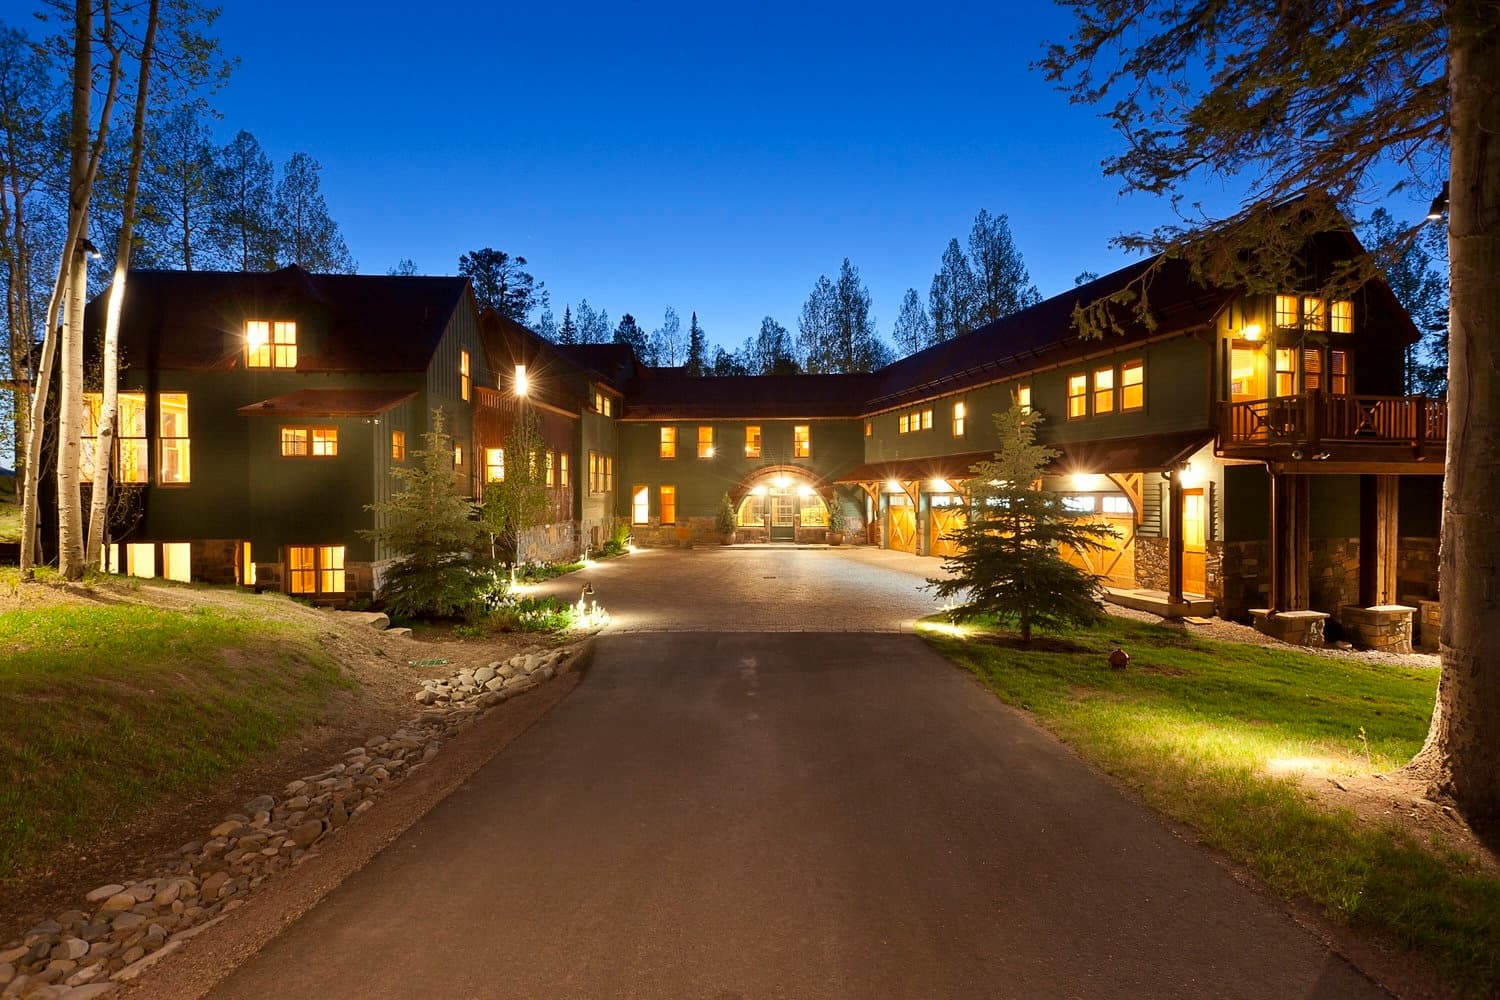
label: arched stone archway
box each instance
[730,465,835,543]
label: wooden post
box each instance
[1359,474,1400,606]
[1168,470,1184,605]
[1269,471,1309,611]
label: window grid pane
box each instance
[1093,367,1115,414]
[632,485,650,524]
[289,546,316,594]
[793,425,811,457]
[318,545,345,594]
[486,447,505,483]
[660,426,677,459]
[697,426,713,459]
[745,426,761,458]
[281,428,308,457]
[1067,373,1088,418]
[392,430,405,460]
[311,428,338,457]
[660,485,676,525]
[1122,361,1144,410]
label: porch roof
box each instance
[237,388,418,418]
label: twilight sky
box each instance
[198,1,1401,353]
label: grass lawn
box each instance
[919,615,1500,997]
[0,572,350,881]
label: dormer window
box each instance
[247,320,296,369]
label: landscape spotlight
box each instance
[1426,181,1449,221]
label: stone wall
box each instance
[1339,604,1414,654]
[1309,537,1360,613]
[190,539,239,587]
[517,521,579,565]
[1219,540,1270,623]
[1135,536,1169,592]
[1397,536,1440,601]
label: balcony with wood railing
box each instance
[1218,392,1447,466]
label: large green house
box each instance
[85,228,1445,649]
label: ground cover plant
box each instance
[0,577,348,880]
[919,615,1500,996]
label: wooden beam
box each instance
[1358,475,1401,606]
[1168,471,1184,605]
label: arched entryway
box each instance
[730,466,832,544]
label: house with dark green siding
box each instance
[86,223,1446,651]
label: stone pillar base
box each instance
[1250,609,1329,647]
[1339,604,1416,654]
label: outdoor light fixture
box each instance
[1426,181,1449,221]
[1241,322,1263,341]
[797,484,812,497]
[887,479,902,492]
[514,364,529,397]
[751,485,767,496]
[1291,449,1304,461]
[1178,462,1200,487]
[76,238,102,259]
[775,475,789,489]
[1071,473,1090,489]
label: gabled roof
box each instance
[553,343,642,389]
[94,267,470,372]
[236,389,417,418]
[622,370,881,420]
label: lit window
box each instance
[660,426,677,459]
[1302,297,1326,331]
[1062,495,1097,513]
[485,447,505,483]
[161,542,191,583]
[1275,349,1296,396]
[246,320,296,368]
[588,453,598,493]
[594,391,612,416]
[1331,300,1353,334]
[545,450,555,486]
[1121,360,1144,411]
[319,545,345,595]
[745,426,762,458]
[793,425,811,458]
[1017,384,1032,414]
[922,408,933,430]
[158,393,190,485]
[454,444,463,467]
[1275,295,1299,328]
[241,542,256,587]
[288,545,344,595]
[800,495,828,527]
[311,428,338,457]
[1302,348,1324,391]
[1067,373,1088,419]
[605,456,613,492]
[698,426,714,459]
[1101,495,1133,515]
[125,542,155,579]
[560,453,569,488]
[392,431,405,461]
[1093,367,1115,414]
[864,421,872,437]
[514,364,529,397]
[115,393,149,484]
[661,485,677,524]
[281,428,309,457]
[738,494,764,527]
[899,414,910,434]
[953,401,966,437]
[1331,350,1349,395]
[632,484,650,524]
[460,350,471,401]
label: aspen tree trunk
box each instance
[56,215,86,578]
[1411,1,1500,828]
[86,0,159,570]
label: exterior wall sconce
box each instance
[1241,322,1262,341]
[514,364,529,397]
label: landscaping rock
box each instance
[83,886,123,906]
[290,820,324,849]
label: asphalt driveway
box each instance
[208,548,1383,998]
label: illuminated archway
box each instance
[731,465,834,541]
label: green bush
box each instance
[489,595,574,632]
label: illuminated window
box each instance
[793,425,811,458]
[864,421,872,437]
[661,485,676,524]
[1121,360,1144,411]
[1017,384,1032,414]
[459,350,471,401]
[632,484,650,524]
[560,453,569,488]
[246,320,296,368]
[311,428,338,457]
[1302,348,1324,391]
[588,453,599,493]
[745,426,762,458]
[697,426,714,459]
[514,364,529,396]
[241,542,256,587]
[1275,349,1297,395]
[1101,495,1133,515]
[1093,367,1115,414]
[660,426,677,459]
[454,444,463,467]
[125,542,155,579]
[594,390,613,416]
[899,414,909,434]
[83,392,150,484]
[953,401,966,437]
[161,542,191,583]
[1067,373,1088,419]
[545,450,555,486]
[392,430,405,460]
[1302,297,1326,331]
[158,393,190,485]
[288,545,344,595]
[737,494,764,527]
[1275,295,1299,328]
[485,447,505,483]
[605,456,613,492]
[921,408,933,430]
[588,452,611,493]
[800,495,828,527]
[280,428,308,457]
[1331,300,1353,334]
[1062,495,1097,513]
[1330,350,1349,395]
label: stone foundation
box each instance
[1309,537,1360,614]
[1220,540,1271,623]
[1413,599,1440,652]
[1397,536,1440,601]
[1338,604,1415,654]
[1250,608,1329,646]
[1135,536,1168,592]
[517,521,579,564]
[190,539,240,586]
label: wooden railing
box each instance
[1220,392,1447,452]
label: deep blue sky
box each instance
[205,1,1247,352]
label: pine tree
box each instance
[210,129,276,271]
[613,312,652,361]
[361,410,481,618]
[929,238,976,341]
[1363,208,1448,396]
[272,152,355,273]
[892,288,932,357]
[928,403,1117,644]
[968,209,1042,324]
[684,311,707,376]
[534,305,558,342]
[556,306,577,345]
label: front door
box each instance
[770,492,796,542]
[1182,488,1207,595]
[887,496,916,553]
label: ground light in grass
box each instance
[916,616,1500,997]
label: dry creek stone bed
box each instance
[0,648,572,999]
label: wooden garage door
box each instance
[1060,512,1136,588]
[930,504,966,559]
[888,502,917,554]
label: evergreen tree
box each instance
[272,151,355,273]
[387,258,418,276]
[457,247,544,322]
[556,305,577,345]
[832,258,881,372]
[929,238,976,341]
[968,209,1042,324]
[710,345,748,376]
[480,406,550,565]
[1074,270,1100,286]
[138,102,218,270]
[210,129,276,270]
[534,304,558,342]
[892,287,932,357]
[747,316,795,374]
[798,274,837,372]
[1363,207,1449,396]
[928,402,1117,645]
[684,311,707,376]
[575,299,610,344]
[613,312,652,361]
[651,305,682,365]
[361,410,481,618]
